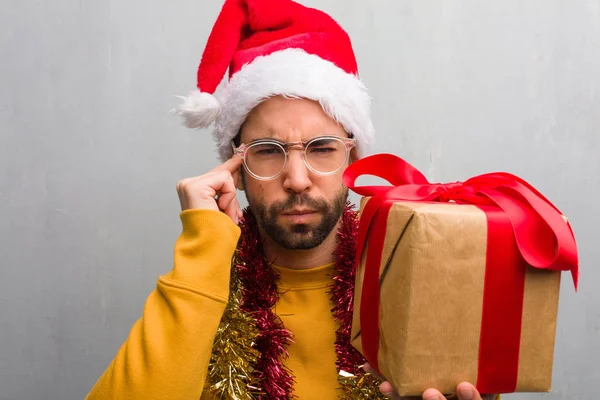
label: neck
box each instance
[260,220,341,270]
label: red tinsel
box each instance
[236,204,372,399]
[329,203,368,375]
[237,209,295,399]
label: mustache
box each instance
[269,193,329,214]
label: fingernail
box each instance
[457,386,473,400]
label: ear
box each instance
[349,147,359,164]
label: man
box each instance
[87,0,497,399]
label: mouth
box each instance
[280,209,318,224]
[281,209,316,216]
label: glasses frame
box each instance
[232,135,356,181]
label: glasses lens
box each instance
[245,142,286,179]
[305,137,347,174]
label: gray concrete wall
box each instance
[1,0,598,398]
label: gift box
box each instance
[343,154,579,396]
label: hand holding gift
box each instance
[343,154,579,397]
[364,362,497,400]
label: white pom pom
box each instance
[173,91,220,129]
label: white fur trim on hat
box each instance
[213,48,374,161]
[174,91,221,129]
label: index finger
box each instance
[362,363,387,382]
[213,153,244,174]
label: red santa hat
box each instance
[175,0,374,161]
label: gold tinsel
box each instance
[202,247,386,399]
[202,269,387,400]
[338,370,388,400]
[202,265,261,400]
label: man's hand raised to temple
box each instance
[363,363,498,400]
[176,153,244,224]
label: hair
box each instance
[233,130,242,147]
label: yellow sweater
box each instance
[86,209,500,399]
[86,209,340,399]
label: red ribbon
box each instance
[343,154,579,392]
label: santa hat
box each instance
[175,0,374,161]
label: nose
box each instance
[282,150,312,194]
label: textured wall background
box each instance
[1,0,598,399]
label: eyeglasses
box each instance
[232,135,356,181]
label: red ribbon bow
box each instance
[343,154,579,392]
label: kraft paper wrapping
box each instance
[351,199,561,396]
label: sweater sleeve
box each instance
[86,209,240,400]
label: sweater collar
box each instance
[271,262,336,289]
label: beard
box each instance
[247,187,348,250]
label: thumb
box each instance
[457,382,482,400]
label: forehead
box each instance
[239,96,347,143]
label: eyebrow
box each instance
[245,137,280,146]
[244,128,279,144]
[246,136,344,146]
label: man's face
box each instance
[238,96,353,250]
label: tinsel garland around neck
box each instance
[203,204,385,399]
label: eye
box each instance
[257,148,280,155]
[307,139,341,154]
[310,146,336,153]
[249,143,284,157]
